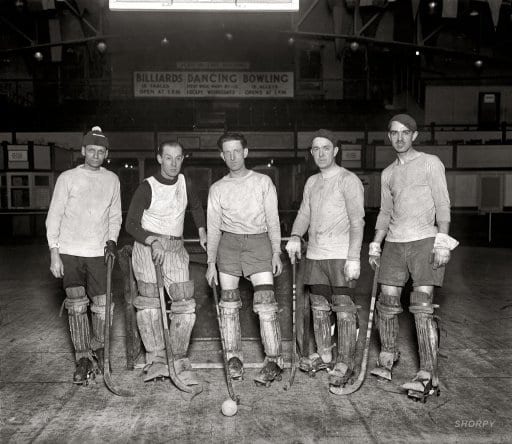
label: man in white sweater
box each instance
[286,129,365,391]
[46,126,122,384]
[205,132,283,386]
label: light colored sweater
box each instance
[207,170,281,263]
[46,165,122,257]
[376,152,451,242]
[291,165,365,260]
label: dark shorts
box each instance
[379,238,445,287]
[303,258,354,288]
[61,255,107,296]
[217,232,273,277]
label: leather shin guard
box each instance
[254,290,282,366]
[134,291,165,364]
[90,294,114,350]
[376,292,403,367]
[168,280,196,359]
[65,287,91,360]
[410,291,438,374]
[310,294,332,363]
[219,298,243,361]
[332,294,358,369]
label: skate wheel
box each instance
[422,397,427,404]
[265,381,271,388]
[309,372,316,378]
[276,374,282,382]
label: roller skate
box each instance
[227,356,244,381]
[73,357,95,385]
[92,347,104,375]
[370,351,400,381]
[299,353,334,378]
[254,359,283,388]
[401,370,440,403]
[143,360,169,383]
[328,362,354,388]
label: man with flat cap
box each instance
[286,129,365,391]
[368,114,458,401]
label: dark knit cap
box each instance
[311,129,337,147]
[83,126,109,149]
[388,114,417,131]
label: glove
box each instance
[285,236,302,263]
[368,242,381,271]
[431,233,458,269]
[344,259,360,281]
[104,240,117,264]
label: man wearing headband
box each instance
[369,114,458,401]
[286,129,365,391]
[46,126,122,384]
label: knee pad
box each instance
[376,292,403,317]
[90,294,114,319]
[310,293,330,312]
[253,289,277,314]
[134,295,160,310]
[221,288,241,303]
[332,294,358,315]
[409,291,437,315]
[64,286,88,315]
[168,280,194,301]
[137,281,159,298]
[170,298,196,315]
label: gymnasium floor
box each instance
[1,242,511,443]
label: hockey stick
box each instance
[103,255,134,397]
[284,259,298,391]
[329,265,379,395]
[211,284,241,404]
[155,264,203,396]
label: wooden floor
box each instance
[1,243,511,443]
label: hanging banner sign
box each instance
[133,71,294,98]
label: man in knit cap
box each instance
[46,126,122,384]
[369,114,458,401]
[205,132,284,387]
[285,129,365,391]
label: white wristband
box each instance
[434,233,459,251]
[369,242,382,256]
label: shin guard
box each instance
[332,294,358,370]
[254,290,282,367]
[134,286,165,364]
[90,294,114,350]
[168,281,196,359]
[410,292,439,377]
[65,287,91,360]
[375,292,403,370]
[310,294,333,364]
[219,293,243,361]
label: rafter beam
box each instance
[294,0,320,31]
[0,17,35,46]
[62,0,99,36]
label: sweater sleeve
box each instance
[342,174,365,261]
[125,181,152,244]
[375,169,393,232]
[108,175,122,242]
[290,178,312,237]
[206,185,223,264]
[185,177,206,230]
[263,177,282,254]
[46,173,69,249]
[426,156,451,223]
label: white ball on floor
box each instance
[221,399,238,417]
